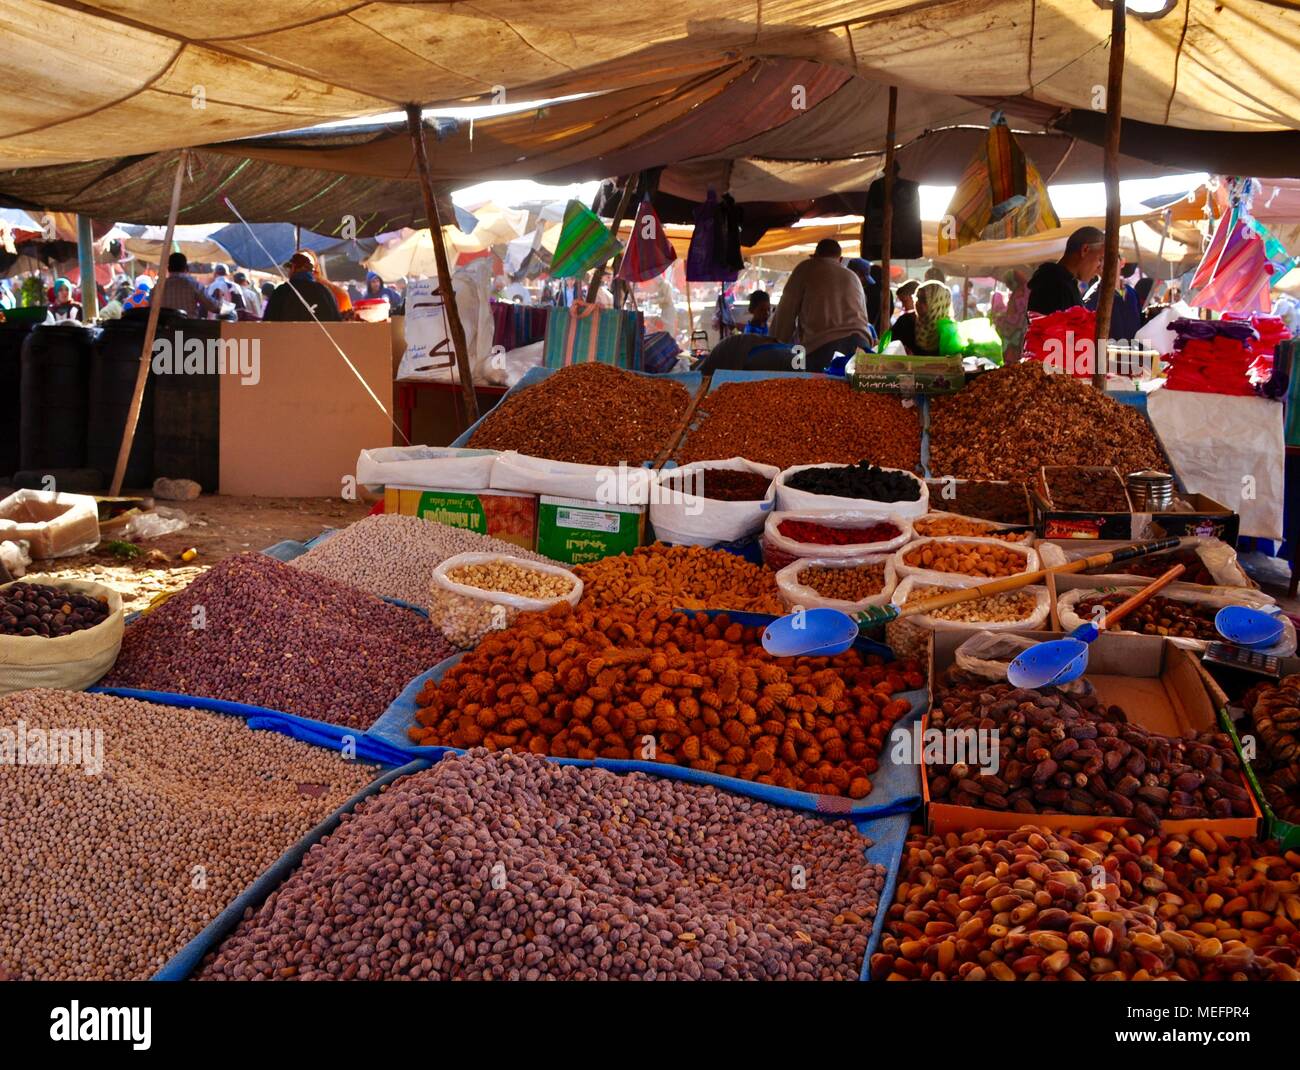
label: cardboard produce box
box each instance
[385,485,537,550]
[536,495,644,564]
[1033,470,1238,543]
[921,627,1261,838]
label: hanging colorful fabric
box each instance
[938,116,1060,255]
[549,200,622,279]
[617,198,677,283]
[686,190,739,282]
[1189,205,1273,315]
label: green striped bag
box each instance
[543,302,643,370]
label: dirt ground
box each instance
[31,495,371,613]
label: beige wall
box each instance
[219,322,394,496]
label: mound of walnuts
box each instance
[410,604,923,798]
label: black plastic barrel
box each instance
[0,321,31,480]
[150,319,221,491]
[88,318,157,490]
[19,325,92,474]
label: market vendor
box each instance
[911,280,961,356]
[1026,225,1104,316]
[889,279,920,352]
[48,277,81,322]
[769,239,873,370]
[263,252,342,322]
[743,290,771,335]
[366,271,403,312]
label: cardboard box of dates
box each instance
[1031,464,1238,543]
[919,627,1261,838]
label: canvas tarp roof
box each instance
[1,1,1297,170]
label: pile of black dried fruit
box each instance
[0,582,110,637]
[928,674,1251,828]
[786,461,922,503]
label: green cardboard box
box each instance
[384,485,537,550]
[536,495,644,564]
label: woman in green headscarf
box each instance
[50,277,82,323]
[912,279,961,356]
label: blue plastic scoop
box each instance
[1215,605,1285,649]
[1008,563,1187,690]
[762,607,861,658]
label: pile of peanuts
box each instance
[903,584,1039,623]
[795,563,887,603]
[410,603,923,797]
[433,558,578,649]
[103,553,455,730]
[291,515,550,605]
[575,544,784,615]
[872,825,1300,981]
[929,362,1167,481]
[677,377,921,472]
[902,539,1030,578]
[199,749,887,980]
[0,690,376,980]
[929,676,1252,826]
[913,516,1031,542]
[467,363,691,465]
[1245,675,1300,823]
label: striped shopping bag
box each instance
[543,302,643,369]
[1190,206,1272,315]
[550,200,622,279]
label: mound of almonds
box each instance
[575,544,784,615]
[928,676,1251,829]
[103,553,455,730]
[0,582,110,637]
[677,377,921,472]
[199,749,887,980]
[872,824,1300,981]
[291,514,550,605]
[0,690,376,980]
[467,363,691,465]
[902,539,1029,578]
[929,362,1166,481]
[410,604,923,798]
[795,563,887,603]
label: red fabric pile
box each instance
[1022,307,1098,377]
[1165,315,1291,396]
[1227,312,1290,383]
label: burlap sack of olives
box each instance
[0,575,125,694]
[429,552,582,649]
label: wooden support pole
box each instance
[1093,0,1126,391]
[406,104,478,425]
[877,86,898,340]
[76,214,99,320]
[962,272,971,320]
[109,149,187,496]
[587,176,638,306]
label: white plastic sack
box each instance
[893,536,1038,586]
[1056,583,1295,655]
[490,450,654,505]
[774,463,929,519]
[1036,536,1252,588]
[428,552,582,649]
[355,445,498,492]
[0,576,125,694]
[397,261,495,383]
[949,631,1092,695]
[650,458,779,547]
[885,575,1051,664]
[775,553,898,613]
[761,510,914,572]
[0,539,31,579]
[481,340,544,388]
